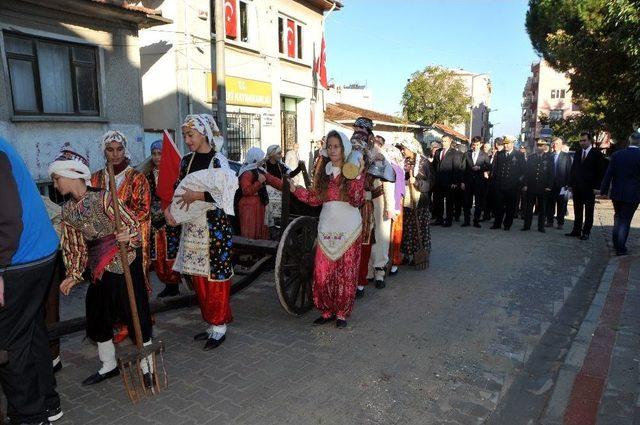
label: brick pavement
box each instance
[3,199,635,424]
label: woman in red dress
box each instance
[291,130,365,328]
[237,147,283,239]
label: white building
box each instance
[450,69,492,141]
[326,83,372,109]
[140,0,340,163]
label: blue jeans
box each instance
[612,200,639,253]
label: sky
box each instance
[324,0,540,138]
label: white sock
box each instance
[357,285,365,290]
[391,266,398,273]
[140,339,154,375]
[207,324,227,339]
[52,355,61,368]
[97,341,117,374]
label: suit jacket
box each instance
[432,147,462,190]
[524,153,553,195]
[549,151,572,189]
[492,150,526,191]
[600,147,640,203]
[463,150,491,187]
[569,147,608,197]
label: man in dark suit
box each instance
[482,138,503,221]
[432,135,462,227]
[600,131,640,255]
[522,140,554,232]
[490,136,526,230]
[545,137,573,229]
[462,136,492,227]
[567,131,608,240]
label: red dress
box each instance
[294,174,365,319]
[238,171,283,239]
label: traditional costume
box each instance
[264,145,304,232]
[50,149,154,386]
[237,147,283,240]
[383,144,406,273]
[293,131,365,326]
[168,114,235,350]
[145,140,181,297]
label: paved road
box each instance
[42,201,630,424]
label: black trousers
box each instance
[572,192,596,236]
[463,183,486,223]
[612,201,639,252]
[545,187,568,225]
[453,187,464,220]
[524,192,546,230]
[493,188,519,229]
[433,188,454,224]
[0,255,59,424]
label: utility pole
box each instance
[213,0,228,152]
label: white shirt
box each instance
[582,146,592,160]
[472,150,479,165]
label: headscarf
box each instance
[182,114,229,169]
[150,139,162,153]
[48,146,92,184]
[266,144,282,158]
[100,130,131,159]
[350,129,369,151]
[238,147,265,176]
[324,131,352,177]
[354,117,374,135]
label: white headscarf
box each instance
[48,147,92,184]
[100,130,131,159]
[182,114,230,169]
[266,144,282,158]
[238,147,265,176]
[324,131,352,176]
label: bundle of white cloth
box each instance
[170,167,238,224]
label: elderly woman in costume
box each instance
[142,140,182,298]
[291,130,365,328]
[49,148,154,387]
[237,147,283,240]
[264,144,304,235]
[399,140,432,266]
[164,114,236,350]
[381,140,406,276]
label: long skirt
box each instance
[313,236,362,319]
[190,276,233,325]
[401,207,432,257]
[85,254,153,344]
[238,196,269,240]
[391,209,404,266]
[152,227,181,285]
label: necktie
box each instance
[441,149,446,160]
[582,151,587,162]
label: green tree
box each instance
[401,66,471,126]
[526,0,640,140]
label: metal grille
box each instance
[281,111,297,151]
[222,112,262,162]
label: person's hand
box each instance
[164,207,177,227]
[115,229,131,243]
[409,176,416,184]
[177,188,202,211]
[60,277,78,296]
[286,177,298,191]
[460,183,466,191]
[522,186,528,192]
[483,171,490,179]
[384,210,396,221]
[544,187,552,192]
[257,173,267,184]
[0,275,4,308]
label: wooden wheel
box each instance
[275,216,317,315]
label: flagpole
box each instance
[213,0,228,153]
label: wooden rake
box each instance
[107,163,168,403]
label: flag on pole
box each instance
[156,130,182,210]
[318,36,328,88]
[225,0,238,39]
[287,19,296,58]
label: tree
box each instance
[401,66,471,127]
[526,0,640,140]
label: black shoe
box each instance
[355,288,365,299]
[313,316,335,326]
[538,228,546,233]
[565,232,581,237]
[82,368,120,386]
[193,332,209,341]
[375,280,385,289]
[521,227,530,231]
[473,221,481,228]
[157,284,180,298]
[204,334,226,350]
[389,267,399,276]
[47,405,64,422]
[52,360,62,374]
[336,319,347,329]
[461,222,470,227]
[143,372,154,389]
[490,225,501,229]
[580,234,590,240]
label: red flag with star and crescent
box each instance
[225,0,237,39]
[156,130,182,210]
[318,36,328,88]
[287,19,295,57]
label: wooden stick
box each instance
[107,163,144,351]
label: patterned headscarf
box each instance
[182,114,224,150]
[354,117,374,135]
[48,146,91,184]
[100,130,131,159]
[238,147,266,176]
[150,139,162,153]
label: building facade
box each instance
[326,83,372,109]
[141,0,339,163]
[0,0,168,183]
[450,69,492,142]
[521,59,580,149]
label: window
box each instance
[216,112,261,162]
[4,33,99,116]
[559,89,566,99]
[211,0,251,43]
[551,89,566,99]
[550,109,564,120]
[550,89,556,99]
[278,15,304,59]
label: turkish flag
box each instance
[318,36,328,88]
[287,19,295,58]
[156,130,182,210]
[225,0,237,39]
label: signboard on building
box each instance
[206,73,272,108]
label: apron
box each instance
[317,201,362,261]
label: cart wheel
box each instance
[275,216,317,315]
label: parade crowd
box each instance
[1,112,639,424]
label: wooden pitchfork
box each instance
[107,163,167,403]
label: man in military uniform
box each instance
[490,136,526,231]
[522,139,554,232]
